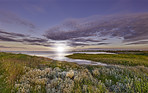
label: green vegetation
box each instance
[0,52,82,93]
[67,53,148,67]
[75,50,148,56]
[0,52,148,93]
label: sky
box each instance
[0,0,148,51]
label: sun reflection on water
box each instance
[52,41,70,60]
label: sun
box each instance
[56,46,65,53]
[53,41,70,53]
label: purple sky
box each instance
[0,0,148,51]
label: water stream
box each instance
[5,51,115,66]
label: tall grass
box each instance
[0,52,148,93]
[0,52,52,92]
[67,53,148,67]
[0,52,81,92]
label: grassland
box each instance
[66,52,148,67]
[0,52,81,93]
[0,52,148,93]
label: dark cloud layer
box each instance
[96,43,110,45]
[0,30,50,47]
[0,30,27,37]
[23,38,48,43]
[1,13,148,48]
[70,42,89,47]
[44,13,148,46]
[71,38,102,42]
[126,41,148,45]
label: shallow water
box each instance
[5,51,115,66]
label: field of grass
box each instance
[0,52,79,92]
[0,52,148,93]
[67,53,148,67]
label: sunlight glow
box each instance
[52,41,69,60]
[56,46,65,53]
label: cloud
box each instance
[126,41,148,45]
[71,38,102,42]
[0,30,28,37]
[23,38,48,43]
[0,11,36,29]
[44,13,148,47]
[0,35,21,42]
[96,43,110,45]
[0,30,28,42]
[70,42,90,47]
[0,45,12,48]
[0,45,26,49]
[0,30,50,47]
